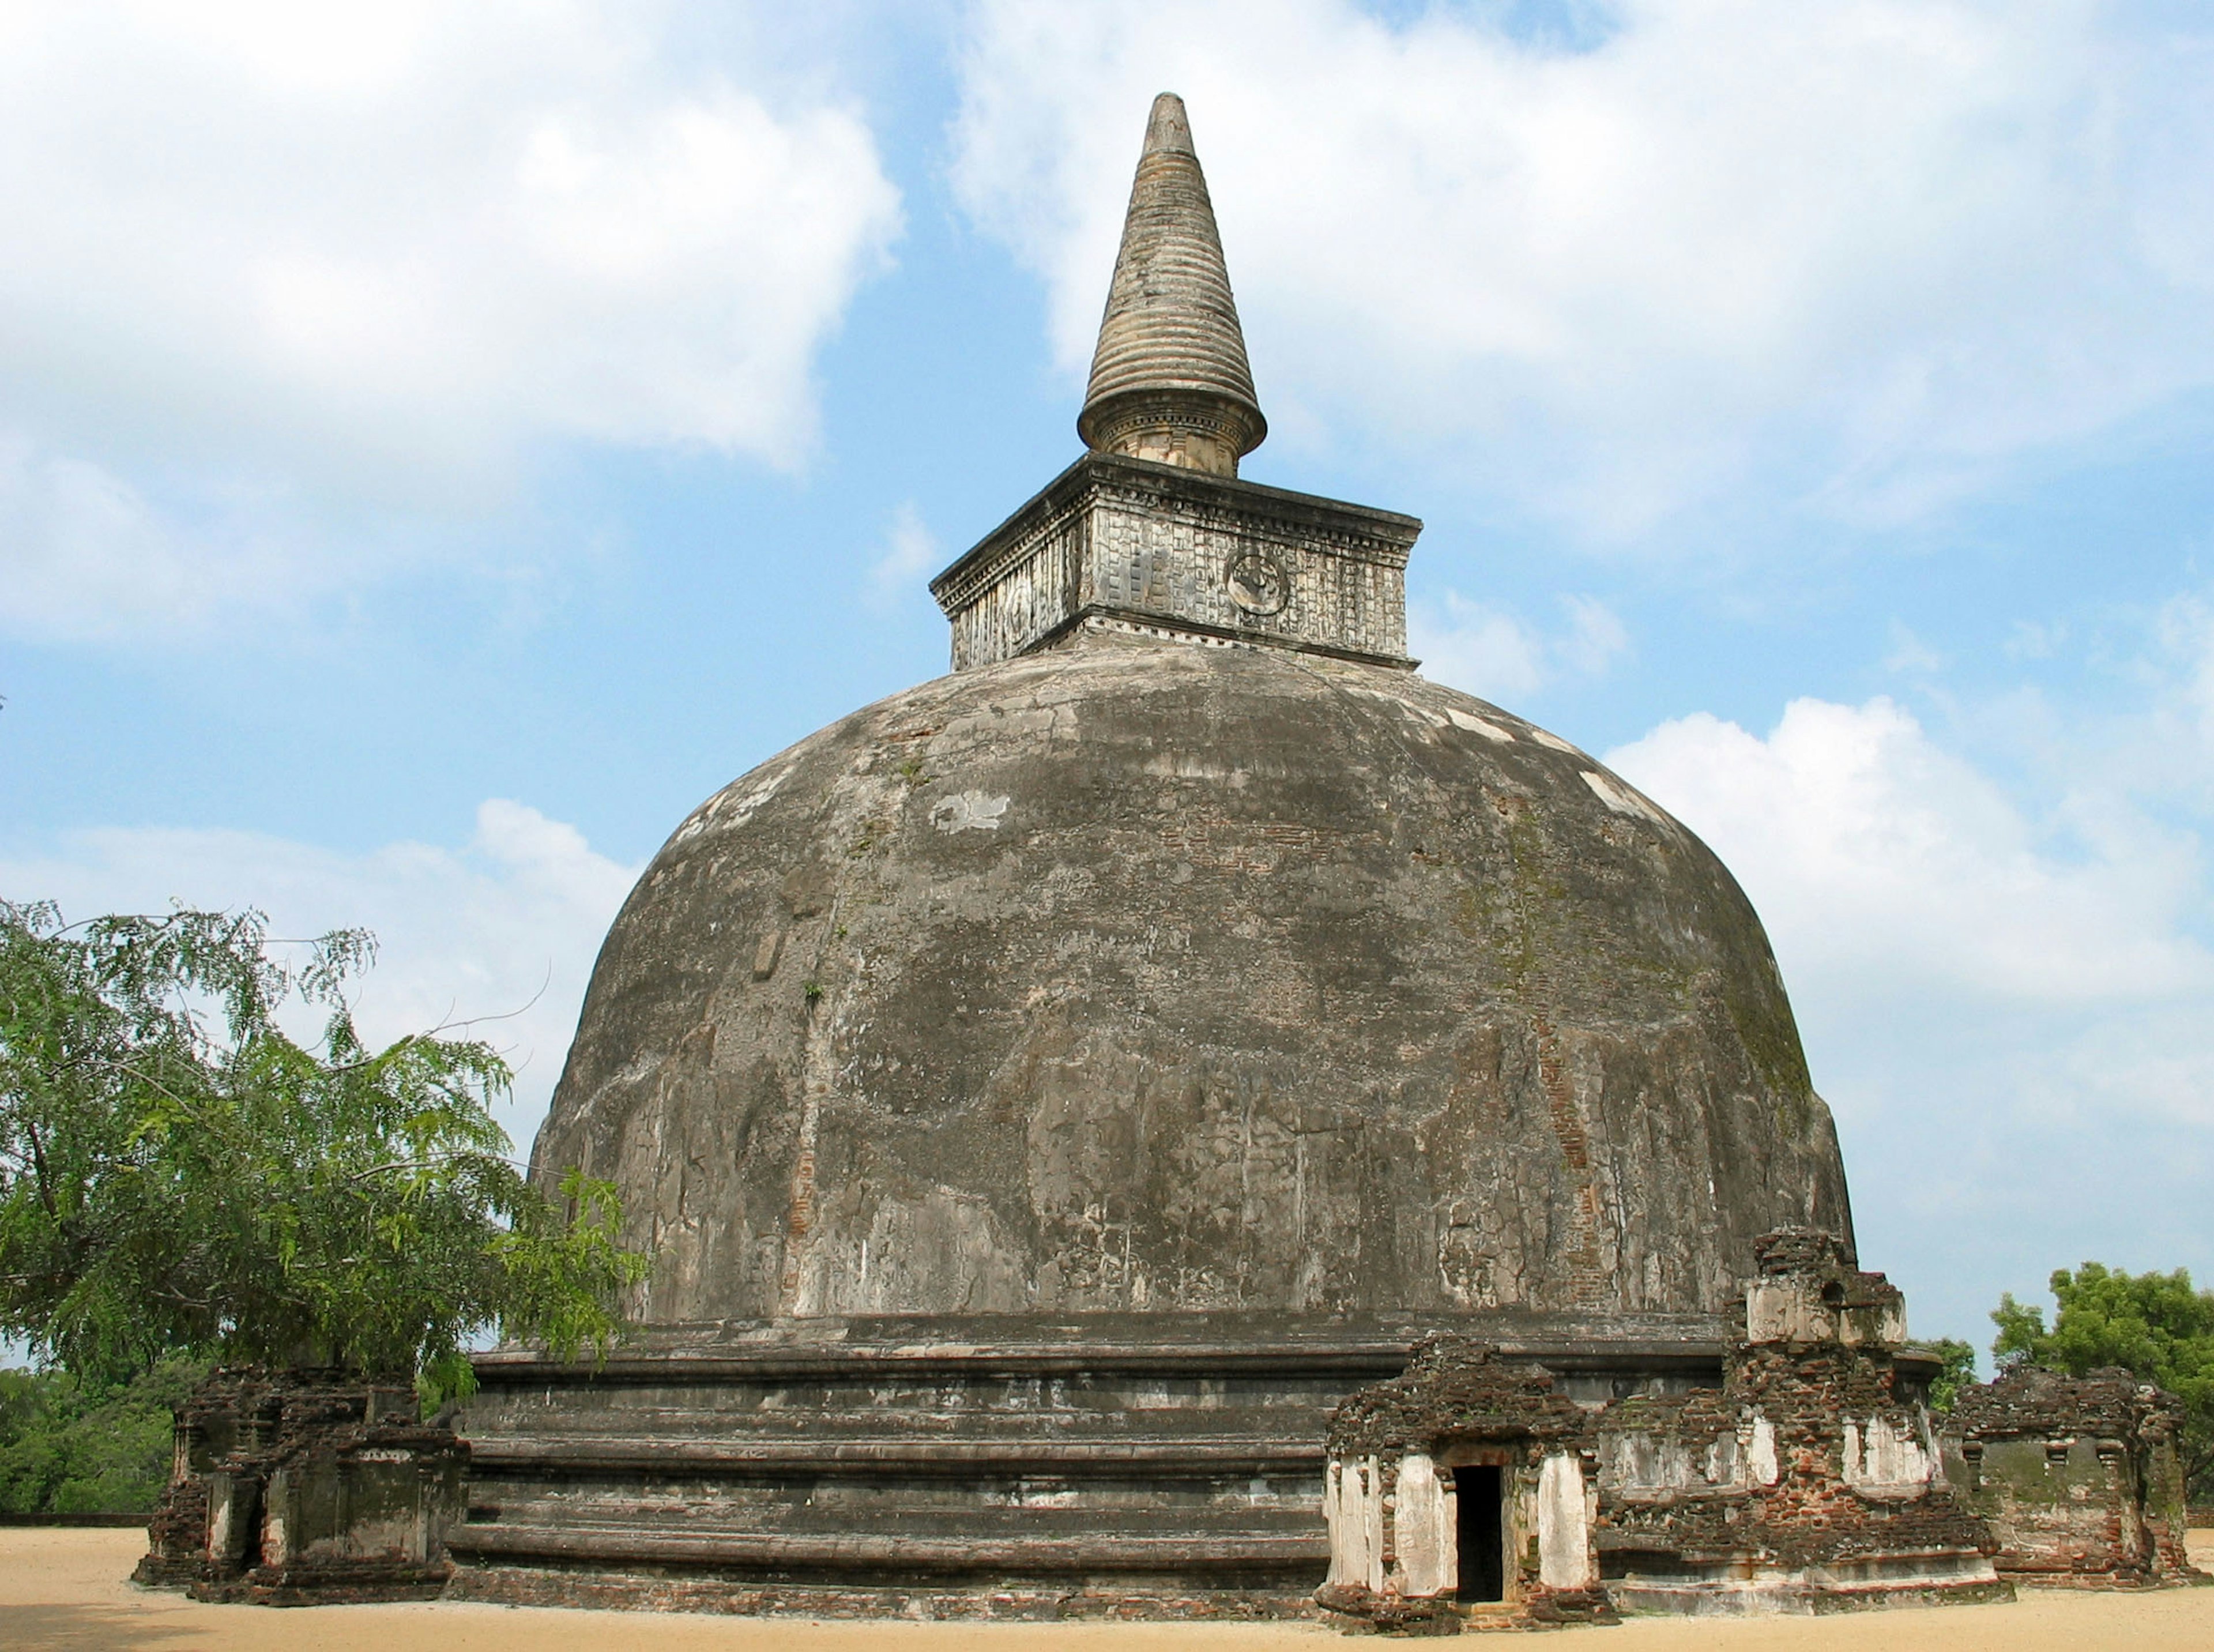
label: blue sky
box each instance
[3,0,2212,1355]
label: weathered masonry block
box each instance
[1941,1365,2201,1588]
[1317,1232,2009,1627]
[135,1367,466,1606]
[931,451,1421,672]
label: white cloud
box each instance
[1605,686,2214,1340]
[2158,591,2214,761]
[0,801,638,1150]
[1882,621,1946,676]
[0,435,338,643]
[952,0,2214,539]
[0,1,901,640]
[1557,592,1631,676]
[1609,695,2212,1007]
[1411,589,1626,701]
[2004,618,2065,661]
[865,501,942,610]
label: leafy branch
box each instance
[1,900,649,1409]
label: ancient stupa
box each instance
[449,92,1867,1613]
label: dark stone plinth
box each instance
[451,1310,1727,1615]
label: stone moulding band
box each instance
[466,1334,1735,1386]
[931,454,1421,613]
[445,1527,1330,1572]
[1078,387,1266,469]
[465,1438,1324,1474]
[1047,606,1419,670]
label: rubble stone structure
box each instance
[425,93,2194,1624]
[1942,1366,2196,1587]
[135,1368,465,1606]
[1317,1232,2006,1623]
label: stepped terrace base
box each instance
[443,1568,1319,1621]
[450,1311,1728,1616]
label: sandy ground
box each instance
[0,1530,2209,1651]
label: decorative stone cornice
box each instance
[929,451,1421,672]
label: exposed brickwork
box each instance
[133,1366,466,1606]
[1944,1366,2202,1587]
[133,1474,209,1587]
[1320,1232,2011,1624]
[1328,1337,1589,1458]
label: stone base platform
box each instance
[444,1568,1319,1620]
[450,1311,1727,1615]
[1606,1554,2012,1617]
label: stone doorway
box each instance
[1452,1463,1506,1602]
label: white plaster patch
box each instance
[1360,1455,1387,1591]
[1141,752,1247,784]
[668,762,793,848]
[1537,1452,1595,1588]
[1447,706,1516,742]
[1607,1431,1695,1491]
[1748,1414,1780,1486]
[1393,1451,1455,1599]
[1530,728,1584,755]
[1844,1414,1934,1490]
[1344,685,1447,731]
[1581,769,1670,827]
[931,791,1011,833]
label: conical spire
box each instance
[1078,93,1266,477]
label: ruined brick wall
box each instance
[1318,1338,1611,1626]
[1590,1334,1989,1589]
[1319,1235,2008,1622]
[134,1367,466,1606]
[1944,1367,2200,1587]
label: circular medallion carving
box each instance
[1225,550,1290,616]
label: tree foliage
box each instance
[0,1357,208,1514]
[1923,1337,1978,1414]
[0,901,646,1403]
[1993,1262,2214,1499]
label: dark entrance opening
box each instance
[1454,1464,1505,1602]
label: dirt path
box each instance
[2,1530,2210,1651]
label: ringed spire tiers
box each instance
[1077,92,1266,477]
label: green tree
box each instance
[0,1357,208,1514]
[1992,1262,2214,1500]
[0,901,646,1404]
[1923,1337,1978,1414]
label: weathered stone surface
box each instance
[484,89,1870,1621]
[135,1367,465,1606]
[451,1309,1724,1614]
[1079,93,1264,476]
[1943,1366,2202,1587]
[932,453,1419,671]
[532,631,1851,1329]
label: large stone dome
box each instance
[533,631,1851,1325]
[460,94,1867,1619]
